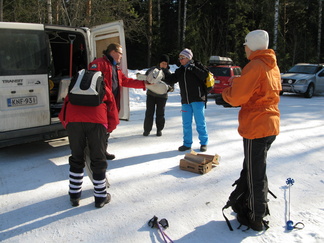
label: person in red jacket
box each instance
[59,43,146,208]
[219,30,281,231]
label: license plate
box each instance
[7,96,38,107]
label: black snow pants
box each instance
[67,122,107,174]
[238,135,276,220]
[143,94,167,133]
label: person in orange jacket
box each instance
[59,43,147,208]
[219,30,282,231]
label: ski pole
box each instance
[148,216,174,243]
[285,178,305,230]
[159,219,174,243]
[286,177,294,230]
[156,219,168,243]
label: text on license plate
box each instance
[7,96,38,107]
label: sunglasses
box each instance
[116,50,123,55]
[178,57,186,60]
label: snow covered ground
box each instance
[1,66,324,243]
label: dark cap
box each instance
[159,54,170,64]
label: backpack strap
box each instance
[222,202,234,231]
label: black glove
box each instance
[215,95,232,107]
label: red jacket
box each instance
[59,55,146,133]
[222,49,281,139]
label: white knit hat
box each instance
[243,30,269,51]
[179,48,193,60]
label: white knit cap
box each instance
[243,30,269,51]
[179,48,193,60]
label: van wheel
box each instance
[304,84,314,98]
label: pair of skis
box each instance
[84,145,110,188]
[148,216,173,243]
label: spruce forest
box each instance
[1,0,323,71]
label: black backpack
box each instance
[222,179,276,231]
[68,69,106,106]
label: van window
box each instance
[234,68,242,75]
[0,29,48,76]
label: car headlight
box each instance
[295,79,308,85]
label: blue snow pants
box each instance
[181,102,208,147]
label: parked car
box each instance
[207,56,242,95]
[281,63,324,98]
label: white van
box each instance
[0,21,130,148]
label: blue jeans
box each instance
[181,102,208,147]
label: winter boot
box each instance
[178,145,191,151]
[200,145,207,152]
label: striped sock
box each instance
[69,170,84,199]
[93,173,107,201]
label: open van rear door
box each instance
[89,20,130,120]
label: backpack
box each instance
[205,71,215,92]
[68,69,106,106]
[222,179,276,231]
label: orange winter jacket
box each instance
[222,49,282,139]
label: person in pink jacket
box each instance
[220,30,281,231]
[59,43,146,208]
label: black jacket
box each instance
[165,60,208,104]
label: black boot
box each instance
[93,172,110,208]
[69,167,83,207]
[105,151,115,160]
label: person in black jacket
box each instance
[143,54,173,136]
[165,48,209,152]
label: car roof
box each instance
[208,65,241,68]
[295,63,323,67]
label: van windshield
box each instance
[0,29,48,76]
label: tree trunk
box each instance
[86,0,92,26]
[47,0,52,24]
[148,0,153,67]
[182,0,187,48]
[318,0,322,62]
[0,0,3,21]
[273,0,279,51]
[178,0,182,49]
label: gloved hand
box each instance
[215,95,232,107]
